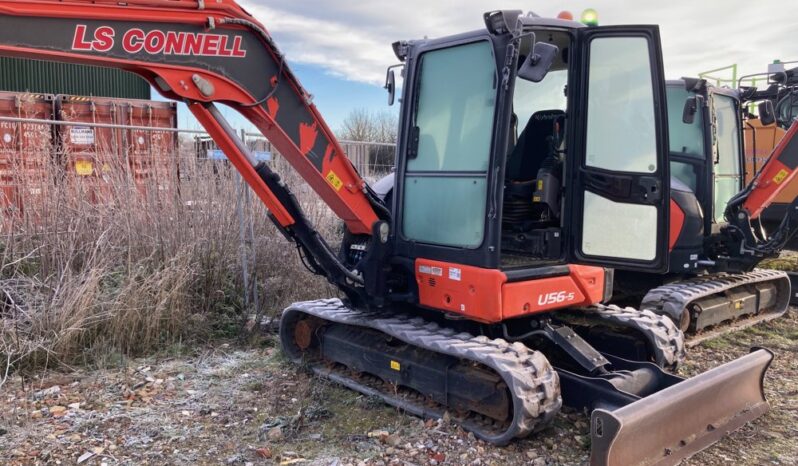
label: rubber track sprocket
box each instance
[561,304,686,370]
[280,299,561,446]
[640,269,791,336]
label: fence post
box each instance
[235,129,251,310]
[242,128,260,315]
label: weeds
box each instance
[0,133,337,373]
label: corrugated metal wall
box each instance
[0,57,150,100]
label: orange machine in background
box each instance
[744,118,798,224]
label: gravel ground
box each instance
[1,310,797,466]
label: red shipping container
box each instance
[55,94,125,205]
[120,99,178,198]
[0,92,53,225]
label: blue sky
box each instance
[172,0,798,136]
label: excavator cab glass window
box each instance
[566,27,670,273]
[581,37,659,260]
[712,94,743,223]
[401,40,497,248]
[667,88,705,157]
[512,70,568,128]
[666,86,705,192]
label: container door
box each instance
[567,27,670,272]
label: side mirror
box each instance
[518,42,559,83]
[384,68,396,106]
[759,100,776,126]
[682,96,699,124]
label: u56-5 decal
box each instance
[537,291,577,306]
[71,24,247,57]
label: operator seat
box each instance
[503,109,566,229]
[506,109,566,182]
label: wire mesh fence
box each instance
[0,116,396,235]
[0,116,396,365]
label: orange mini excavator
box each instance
[0,2,785,465]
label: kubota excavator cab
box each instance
[388,13,673,304]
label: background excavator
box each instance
[739,62,798,254]
[0,2,781,465]
[605,78,798,344]
[741,62,798,302]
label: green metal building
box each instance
[0,57,150,99]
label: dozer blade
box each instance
[590,348,773,466]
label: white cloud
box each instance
[240,0,798,87]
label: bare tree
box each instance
[339,108,398,143]
[374,111,399,144]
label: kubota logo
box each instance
[537,291,576,306]
[71,25,247,57]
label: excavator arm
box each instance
[0,0,389,299]
[721,119,798,267]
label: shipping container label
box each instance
[74,160,94,176]
[70,127,95,146]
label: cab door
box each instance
[567,26,670,272]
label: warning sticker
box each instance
[326,170,343,191]
[390,360,401,371]
[70,127,95,146]
[773,169,789,184]
[448,267,462,281]
[74,160,94,176]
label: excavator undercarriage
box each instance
[281,300,772,466]
[641,269,791,344]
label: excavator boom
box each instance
[0,0,379,236]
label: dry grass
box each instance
[0,134,337,375]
